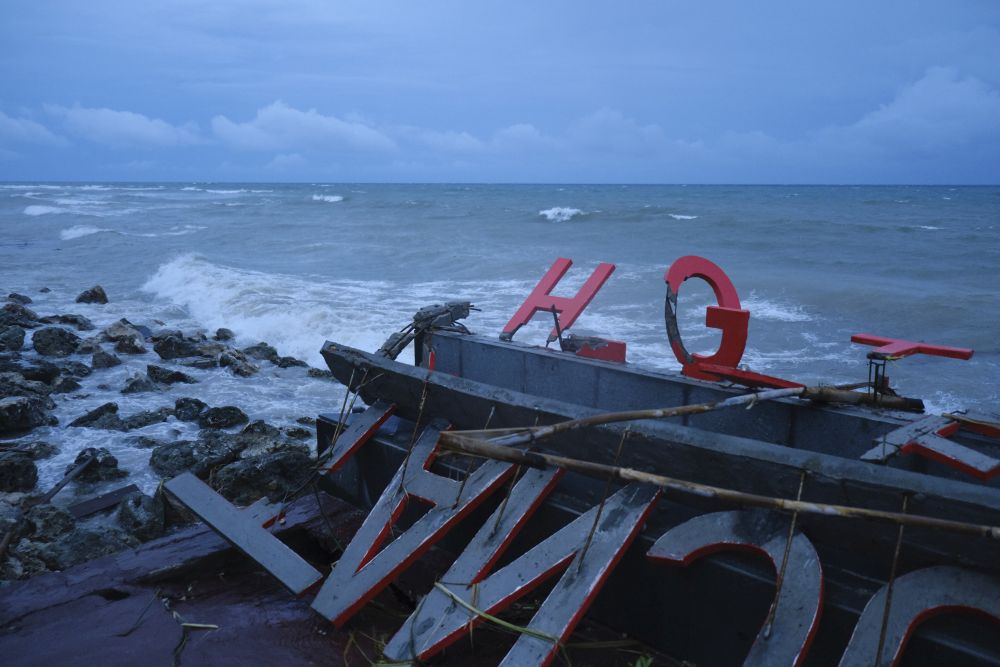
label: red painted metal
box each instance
[850,334,974,361]
[501,258,615,343]
[694,363,805,389]
[572,337,627,363]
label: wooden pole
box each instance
[438,435,1000,541]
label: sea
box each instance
[1,183,998,494]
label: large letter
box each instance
[647,510,823,667]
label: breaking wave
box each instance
[60,225,113,240]
[741,294,813,322]
[24,205,67,216]
[312,194,344,203]
[539,207,583,222]
[669,214,698,220]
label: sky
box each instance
[1,1,999,184]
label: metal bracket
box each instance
[863,415,1000,480]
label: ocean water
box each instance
[1,183,998,493]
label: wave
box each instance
[180,186,202,192]
[24,205,68,216]
[205,188,247,194]
[669,214,698,220]
[60,225,113,240]
[312,194,344,203]
[539,207,583,222]
[917,225,941,230]
[741,294,813,322]
[25,204,136,218]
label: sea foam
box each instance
[60,225,113,240]
[539,207,583,222]
[669,214,698,220]
[312,194,344,203]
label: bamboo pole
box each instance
[438,435,1000,541]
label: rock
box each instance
[121,372,158,394]
[149,434,244,479]
[38,314,94,331]
[0,396,55,434]
[0,372,54,403]
[114,337,147,355]
[74,337,102,355]
[0,499,20,534]
[242,342,280,364]
[147,364,197,385]
[75,285,108,304]
[69,447,127,483]
[20,504,75,542]
[51,377,81,394]
[277,356,308,368]
[174,397,207,422]
[307,368,333,379]
[92,349,122,369]
[121,407,173,431]
[0,326,25,352]
[103,319,146,343]
[153,335,199,360]
[0,452,38,492]
[0,303,40,328]
[7,293,32,305]
[296,416,317,426]
[115,491,165,542]
[198,406,249,429]
[6,441,58,460]
[284,426,312,440]
[59,360,92,378]
[219,351,258,377]
[213,327,235,341]
[38,287,50,294]
[69,402,120,428]
[15,526,138,571]
[129,435,169,449]
[31,327,81,356]
[195,341,227,357]
[182,357,218,370]
[213,449,313,505]
[18,363,60,385]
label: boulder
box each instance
[307,368,334,379]
[182,357,218,370]
[0,303,40,328]
[147,364,197,385]
[121,372,157,394]
[149,433,244,479]
[103,319,146,343]
[75,285,108,304]
[198,406,249,429]
[38,314,94,331]
[69,402,121,429]
[213,327,235,341]
[69,447,127,483]
[219,351,258,377]
[20,504,75,542]
[0,326,25,352]
[38,287,50,293]
[212,449,312,505]
[0,372,54,403]
[277,356,308,368]
[174,397,207,422]
[195,342,227,357]
[7,293,32,305]
[15,526,138,572]
[115,491,165,542]
[18,363,60,385]
[0,396,55,434]
[114,337,147,355]
[153,335,199,360]
[7,441,58,460]
[92,349,122,369]
[51,377,82,394]
[284,426,312,440]
[242,342,280,364]
[59,360,92,378]
[121,407,174,431]
[74,337,102,355]
[0,452,38,492]
[31,327,81,357]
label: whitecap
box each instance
[741,294,813,322]
[205,188,247,194]
[917,225,941,231]
[669,214,698,220]
[25,205,67,216]
[312,194,344,203]
[60,225,113,240]
[539,207,583,222]
[180,186,202,192]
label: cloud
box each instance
[0,110,66,146]
[46,105,201,148]
[265,152,307,170]
[567,108,668,156]
[212,101,395,153]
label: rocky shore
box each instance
[0,286,336,584]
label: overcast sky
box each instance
[1,1,998,183]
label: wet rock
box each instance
[153,335,199,360]
[213,327,235,341]
[121,407,174,431]
[114,337,147,355]
[74,337,102,355]
[296,416,317,426]
[16,526,138,571]
[20,504,75,542]
[182,357,218,370]
[195,341,227,357]
[0,396,56,434]
[277,356,308,368]
[219,351,258,377]
[243,342,280,364]
[129,435,169,449]
[307,368,333,379]
[7,441,58,460]
[147,364,197,385]
[39,314,94,331]
[174,397,207,422]
[51,377,82,394]
[69,402,121,429]
[18,362,60,385]
[0,372,54,403]
[0,326,25,352]
[75,285,108,304]
[213,449,313,505]
[198,406,249,429]
[31,327,81,357]
[0,452,37,492]
[149,434,244,479]
[38,287,50,294]
[7,293,32,305]
[0,303,40,328]
[92,349,122,369]
[0,499,19,534]
[103,319,146,343]
[115,491,165,542]
[284,426,312,440]
[121,372,158,394]
[69,447,127,483]
[59,360,92,378]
